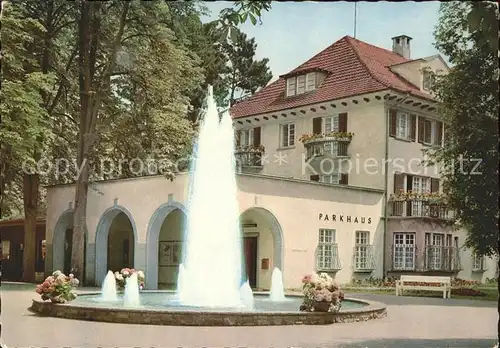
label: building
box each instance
[44,35,496,289]
[0,218,46,281]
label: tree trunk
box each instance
[22,173,39,282]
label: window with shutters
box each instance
[419,117,443,146]
[238,129,254,147]
[316,229,341,271]
[396,112,410,139]
[281,123,295,147]
[323,115,339,133]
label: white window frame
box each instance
[238,128,254,147]
[280,123,295,148]
[354,231,372,270]
[320,174,340,184]
[323,114,339,133]
[316,229,340,271]
[472,253,485,271]
[410,176,430,216]
[393,232,416,270]
[296,74,306,94]
[286,77,296,97]
[423,70,434,91]
[306,72,316,92]
[1,240,10,259]
[396,111,410,140]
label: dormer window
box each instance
[286,72,320,97]
[423,70,435,92]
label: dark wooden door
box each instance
[243,236,258,288]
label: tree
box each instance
[429,2,499,257]
[221,27,272,106]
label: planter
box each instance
[313,301,332,312]
[50,297,66,304]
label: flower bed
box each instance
[300,273,344,312]
[299,132,354,144]
[35,270,79,303]
[114,268,145,290]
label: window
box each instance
[323,115,339,133]
[396,112,410,139]
[320,174,340,184]
[281,123,295,147]
[1,240,10,260]
[316,229,341,271]
[297,75,306,94]
[354,231,374,270]
[411,176,430,216]
[423,70,434,91]
[393,233,415,270]
[472,254,485,271]
[286,77,296,97]
[306,72,316,92]
[238,128,254,147]
[419,117,443,146]
[286,72,318,97]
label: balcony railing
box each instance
[389,199,453,220]
[235,148,264,167]
[302,134,352,160]
[391,245,461,272]
[352,244,376,272]
[315,243,342,271]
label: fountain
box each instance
[270,267,286,302]
[29,85,386,326]
[123,273,140,306]
[178,86,243,308]
[100,270,118,301]
[239,280,254,310]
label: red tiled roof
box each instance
[230,36,434,119]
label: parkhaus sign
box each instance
[318,213,372,224]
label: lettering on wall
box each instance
[318,213,372,224]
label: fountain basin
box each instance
[29,291,387,326]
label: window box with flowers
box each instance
[389,190,452,219]
[300,132,353,158]
[235,144,265,167]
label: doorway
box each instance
[243,236,258,288]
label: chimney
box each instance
[391,35,412,59]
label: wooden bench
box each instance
[395,275,451,298]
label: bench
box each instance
[395,275,451,298]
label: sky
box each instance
[203,1,446,83]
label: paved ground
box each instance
[1,283,498,348]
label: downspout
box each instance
[383,92,410,279]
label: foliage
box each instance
[389,190,446,204]
[114,268,145,290]
[35,270,80,303]
[427,2,499,256]
[300,273,344,312]
[235,144,265,154]
[299,132,354,143]
[221,27,272,106]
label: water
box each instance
[177,86,243,308]
[176,263,186,299]
[240,280,254,310]
[123,273,140,306]
[100,270,118,301]
[270,267,286,302]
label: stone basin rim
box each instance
[28,291,387,326]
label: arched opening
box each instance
[95,206,137,285]
[146,202,187,290]
[239,207,284,290]
[107,212,135,272]
[157,209,186,289]
[52,210,74,274]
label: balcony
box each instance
[235,145,264,168]
[301,132,353,160]
[315,243,342,272]
[391,245,461,272]
[352,244,376,272]
[389,199,453,220]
